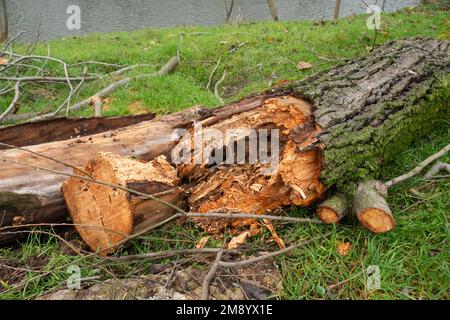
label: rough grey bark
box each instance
[289,37,450,191]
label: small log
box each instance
[353,180,395,233]
[316,193,348,224]
[62,153,185,255]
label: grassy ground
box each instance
[0,4,449,299]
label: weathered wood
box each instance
[0,107,201,245]
[0,113,155,149]
[291,37,449,191]
[0,37,449,245]
[0,0,7,42]
[61,153,183,254]
[180,37,450,234]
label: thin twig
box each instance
[218,232,331,268]
[0,31,24,56]
[70,55,179,113]
[0,80,21,122]
[0,141,93,178]
[424,161,450,179]
[0,222,128,238]
[224,0,235,24]
[214,70,226,104]
[385,144,450,188]
[115,248,240,261]
[30,78,86,121]
[1,229,85,256]
[206,57,221,91]
[201,248,224,300]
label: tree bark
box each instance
[1,37,449,245]
[333,0,342,20]
[266,0,279,21]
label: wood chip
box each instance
[296,61,312,70]
[292,185,307,199]
[250,183,263,192]
[195,236,210,249]
[336,241,352,257]
[228,231,252,249]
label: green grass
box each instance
[0,5,449,300]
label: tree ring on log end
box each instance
[316,206,341,224]
[358,208,396,233]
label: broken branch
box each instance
[0,80,20,122]
[70,55,179,112]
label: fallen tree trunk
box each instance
[1,37,449,246]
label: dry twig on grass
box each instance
[385,143,450,188]
[0,32,180,123]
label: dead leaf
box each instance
[263,219,286,249]
[102,97,115,112]
[195,236,210,249]
[0,58,9,65]
[12,216,25,226]
[248,221,261,236]
[296,61,312,70]
[228,231,251,249]
[336,241,352,257]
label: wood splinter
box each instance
[353,180,395,234]
[316,193,348,224]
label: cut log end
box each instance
[316,193,348,224]
[62,156,135,255]
[358,208,396,233]
[316,206,341,224]
[353,180,395,234]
